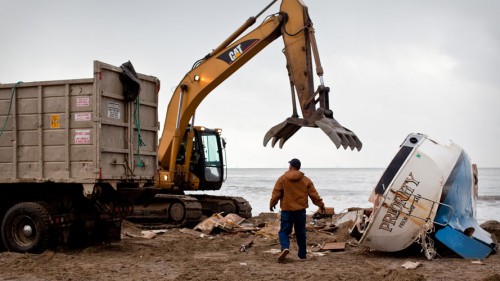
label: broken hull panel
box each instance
[434,151,496,259]
[434,226,494,259]
[360,133,461,252]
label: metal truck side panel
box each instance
[0,61,159,186]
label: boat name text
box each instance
[378,173,420,232]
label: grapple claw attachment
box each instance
[263,118,303,148]
[263,116,362,151]
[315,117,362,151]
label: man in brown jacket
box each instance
[270,158,325,262]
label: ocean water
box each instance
[188,168,500,224]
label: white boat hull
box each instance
[359,134,461,252]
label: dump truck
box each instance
[0,61,159,253]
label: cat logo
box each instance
[229,45,244,61]
[217,39,259,65]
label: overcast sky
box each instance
[1,0,499,168]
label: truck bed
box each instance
[0,61,159,189]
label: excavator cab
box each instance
[179,126,225,191]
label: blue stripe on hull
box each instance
[434,151,496,259]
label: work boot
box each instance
[278,248,289,263]
[297,257,308,262]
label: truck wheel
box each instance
[1,202,50,253]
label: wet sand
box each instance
[0,215,498,281]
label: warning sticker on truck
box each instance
[76,97,90,107]
[50,114,60,128]
[74,130,91,144]
[108,102,121,119]
[75,112,91,121]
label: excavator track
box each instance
[127,194,252,229]
[231,196,253,219]
[127,194,203,229]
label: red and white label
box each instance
[74,130,91,144]
[75,112,91,121]
[76,97,90,107]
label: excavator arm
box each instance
[264,0,362,150]
[157,0,361,187]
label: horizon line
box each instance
[226,167,500,169]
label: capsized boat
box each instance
[356,133,497,259]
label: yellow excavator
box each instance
[128,0,362,227]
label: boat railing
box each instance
[432,202,454,226]
[385,189,454,226]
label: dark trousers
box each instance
[279,209,307,259]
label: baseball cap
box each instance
[288,158,301,169]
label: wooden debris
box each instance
[256,219,280,240]
[194,213,225,234]
[193,213,248,234]
[313,207,335,219]
[320,242,346,251]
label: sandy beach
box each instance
[0,214,498,281]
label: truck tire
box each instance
[1,202,50,253]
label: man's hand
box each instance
[312,205,328,219]
[270,206,275,212]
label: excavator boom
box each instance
[158,9,282,172]
[158,0,361,179]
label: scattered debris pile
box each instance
[122,209,499,264]
[122,208,363,261]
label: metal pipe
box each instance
[255,0,278,19]
[176,85,187,130]
[168,85,188,184]
[208,0,278,57]
[308,26,325,86]
[287,64,299,117]
[190,111,196,128]
[183,113,197,183]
